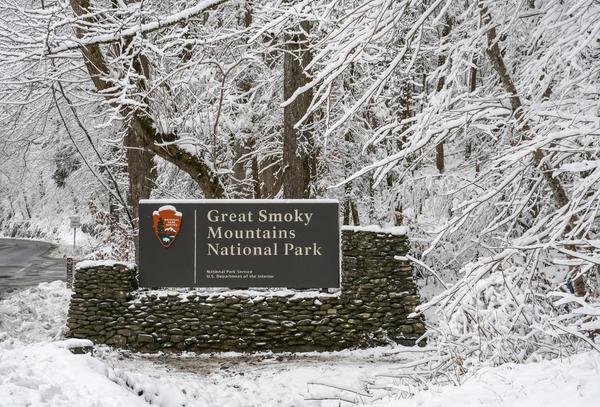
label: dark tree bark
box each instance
[435,142,445,173]
[343,199,360,226]
[248,138,261,198]
[130,115,225,198]
[342,129,360,225]
[259,154,282,198]
[343,201,350,225]
[282,20,313,198]
[435,15,453,174]
[126,33,156,221]
[465,55,478,160]
[350,201,360,225]
[125,127,156,221]
[228,1,258,199]
[230,137,252,198]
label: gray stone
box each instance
[106,334,127,347]
[137,333,154,343]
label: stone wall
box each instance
[67,229,425,352]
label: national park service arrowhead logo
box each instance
[152,205,182,248]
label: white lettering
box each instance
[207,226,222,239]
[257,209,314,226]
[207,209,219,222]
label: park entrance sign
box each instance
[139,200,340,288]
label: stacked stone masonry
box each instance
[67,229,425,352]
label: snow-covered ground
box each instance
[1,282,599,407]
[384,351,600,406]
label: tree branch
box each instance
[68,0,226,198]
[53,0,229,54]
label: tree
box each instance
[282,19,314,198]
[68,0,226,201]
[283,0,600,378]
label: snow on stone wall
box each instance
[66,230,425,352]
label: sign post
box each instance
[138,200,340,289]
[66,257,74,288]
[69,216,81,252]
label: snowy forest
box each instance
[0,0,599,406]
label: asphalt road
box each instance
[0,238,66,297]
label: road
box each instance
[0,238,66,296]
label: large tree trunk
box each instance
[126,32,156,222]
[282,20,313,198]
[125,127,156,221]
[228,1,256,199]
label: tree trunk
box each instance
[231,137,252,198]
[343,200,350,225]
[343,130,360,225]
[126,33,155,223]
[245,137,261,198]
[480,2,569,209]
[251,153,261,198]
[435,15,453,174]
[350,201,360,225]
[259,155,281,198]
[466,54,477,160]
[282,20,313,198]
[125,127,156,221]
[435,143,445,173]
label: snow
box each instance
[153,205,183,217]
[0,341,147,407]
[0,283,145,406]
[53,338,93,350]
[1,1,598,405]
[342,225,408,236]
[134,287,340,301]
[372,351,600,407]
[0,281,70,345]
[52,0,228,53]
[0,283,146,407]
[75,260,136,270]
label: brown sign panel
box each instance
[138,200,340,288]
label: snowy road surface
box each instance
[0,239,65,297]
